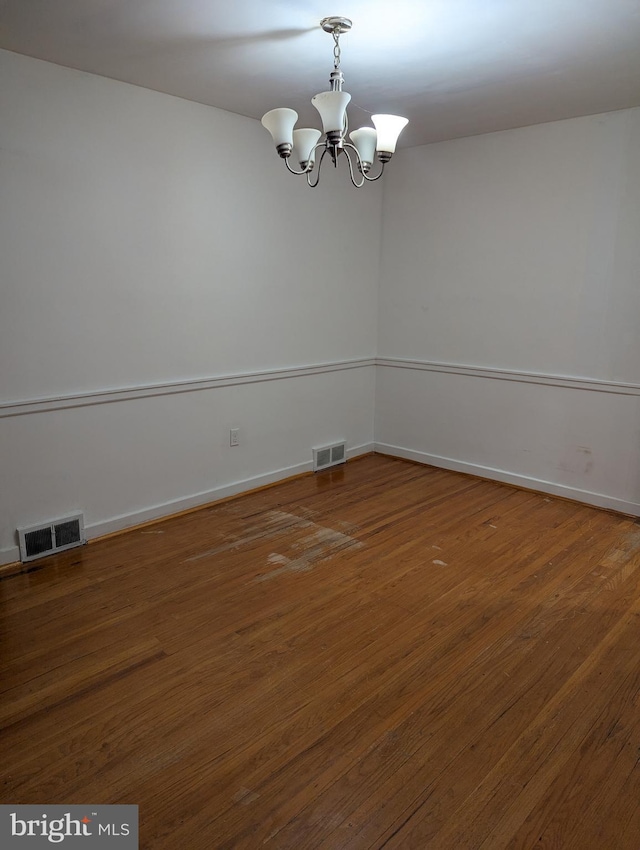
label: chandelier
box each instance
[261,16,408,188]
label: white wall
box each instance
[3,49,638,566]
[0,50,382,563]
[376,108,640,514]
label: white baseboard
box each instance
[85,462,311,541]
[375,442,640,517]
[87,442,373,540]
[0,442,374,568]
[0,546,20,567]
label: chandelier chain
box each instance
[333,31,341,69]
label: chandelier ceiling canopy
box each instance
[261,16,409,188]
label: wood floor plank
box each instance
[223,514,637,848]
[271,572,637,846]
[1,455,639,849]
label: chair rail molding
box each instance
[376,357,640,396]
[0,358,376,418]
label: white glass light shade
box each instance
[349,127,377,165]
[371,114,409,153]
[261,108,298,147]
[293,128,322,166]
[311,91,351,133]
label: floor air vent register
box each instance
[18,513,85,563]
[313,441,347,472]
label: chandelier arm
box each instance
[343,145,366,189]
[307,147,329,188]
[284,159,311,176]
[343,142,387,182]
[362,161,386,182]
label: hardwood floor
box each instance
[2,454,640,848]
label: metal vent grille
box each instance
[24,527,54,559]
[316,448,331,468]
[313,442,347,472]
[18,514,85,563]
[55,518,82,547]
[331,443,345,464]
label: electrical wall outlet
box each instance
[230,428,240,447]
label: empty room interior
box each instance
[1,1,640,847]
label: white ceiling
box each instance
[1,0,639,147]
